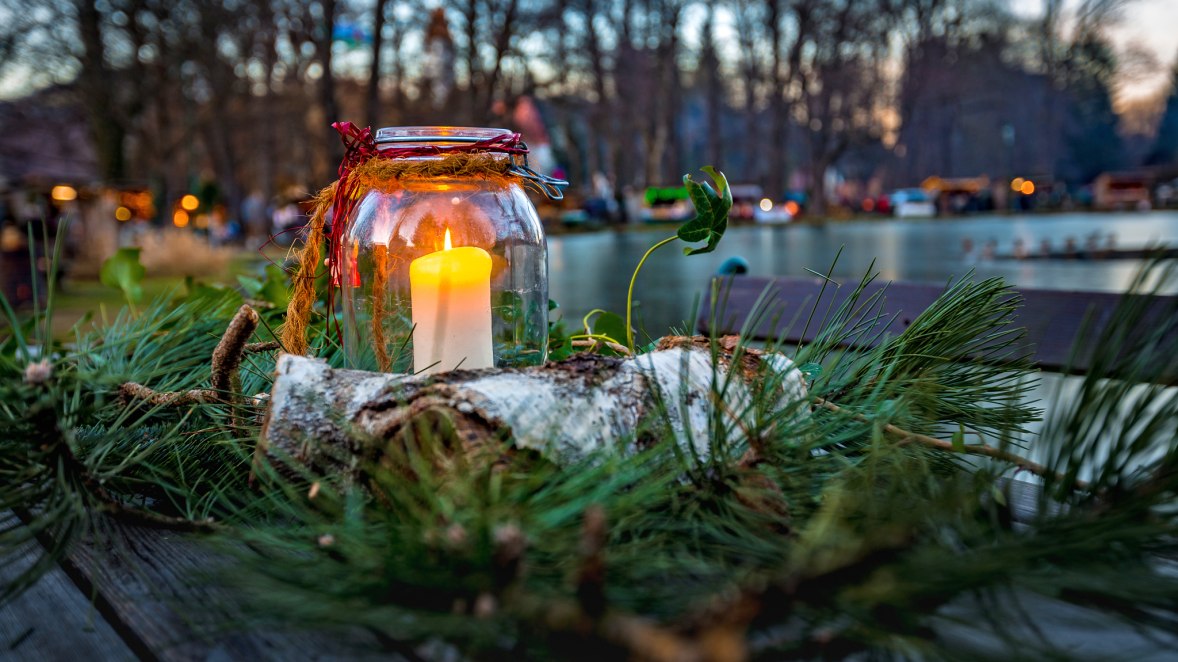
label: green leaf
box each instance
[259,265,291,309]
[951,424,966,453]
[237,274,264,297]
[183,280,244,314]
[590,311,629,347]
[676,166,732,256]
[99,248,146,304]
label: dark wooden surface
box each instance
[3,515,392,662]
[1,541,134,661]
[697,275,1178,379]
[4,486,1054,661]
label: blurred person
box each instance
[1013,238,1028,260]
[272,198,304,245]
[981,239,997,261]
[242,191,268,244]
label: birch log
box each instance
[260,337,808,473]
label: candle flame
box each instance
[444,228,452,251]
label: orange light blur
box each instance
[180,194,199,211]
[173,209,189,227]
[1010,177,1025,192]
[51,185,78,202]
[1020,180,1035,195]
[784,201,800,216]
[443,228,453,251]
[115,206,132,222]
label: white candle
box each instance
[409,229,494,374]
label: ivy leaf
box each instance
[99,247,146,304]
[676,165,732,256]
[590,311,629,348]
[259,264,291,308]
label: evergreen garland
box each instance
[2,207,1177,659]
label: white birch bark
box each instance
[260,339,808,470]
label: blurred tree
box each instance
[697,4,723,171]
[731,1,765,185]
[366,0,390,127]
[1145,59,1178,167]
[794,0,894,214]
[0,0,1154,216]
[1058,34,1124,183]
[74,0,125,181]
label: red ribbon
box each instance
[323,122,528,343]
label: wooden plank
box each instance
[0,518,134,662]
[60,523,394,661]
[697,275,1178,380]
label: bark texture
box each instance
[260,340,807,472]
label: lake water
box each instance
[549,211,1178,334]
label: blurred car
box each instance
[754,198,797,224]
[889,188,936,218]
[640,186,693,223]
[729,184,764,221]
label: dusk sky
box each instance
[1020,0,1178,104]
[1108,0,1178,101]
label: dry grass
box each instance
[137,229,235,277]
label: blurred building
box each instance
[0,85,98,194]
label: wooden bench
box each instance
[696,275,1178,382]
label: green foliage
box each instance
[625,166,732,350]
[237,264,291,309]
[99,247,147,305]
[546,299,576,362]
[677,165,732,255]
[3,219,1178,659]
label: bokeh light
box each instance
[51,185,77,202]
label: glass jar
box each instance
[341,127,549,374]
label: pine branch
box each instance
[814,397,1088,491]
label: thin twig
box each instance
[245,341,281,353]
[119,382,220,406]
[121,305,261,413]
[211,304,260,395]
[814,398,1088,491]
[571,338,633,356]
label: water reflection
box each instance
[549,212,1178,334]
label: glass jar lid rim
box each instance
[375,126,514,145]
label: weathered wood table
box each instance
[6,485,1176,660]
[5,276,1177,660]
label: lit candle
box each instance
[409,229,494,374]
